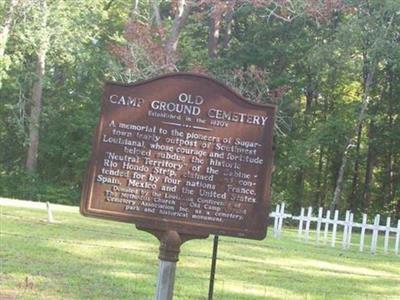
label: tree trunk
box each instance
[129,0,140,19]
[363,121,376,209]
[26,0,49,173]
[330,147,349,212]
[149,0,162,27]
[164,0,191,69]
[222,1,235,51]
[314,146,324,206]
[0,0,18,58]
[395,159,400,216]
[304,70,315,116]
[295,168,305,208]
[208,4,222,59]
[387,70,395,208]
[330,70,374,213]
[322,155,329,205]
[349,123,362,211]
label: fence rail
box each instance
[269,203,400,256]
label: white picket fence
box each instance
[269,203,400,255]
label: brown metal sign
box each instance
[80,73,275,240]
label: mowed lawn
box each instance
[1,203,399,300]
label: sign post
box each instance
[153,230,180,300]
[80,73,276,298]
[208,235,219,300]
[156,259,176,300]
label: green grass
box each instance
[1,204,399,300]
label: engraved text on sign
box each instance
[80,73,275,239]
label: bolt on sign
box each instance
[81,73,276,240]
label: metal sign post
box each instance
[208,235,219,300]
[154,230,180,300]
[137,228,207,300]
[155,260,176,300]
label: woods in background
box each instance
[1,0,399,218]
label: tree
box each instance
[25,0,49,173]
[164,0,192,68]
[0,0,398,214]
[330,4,396,212]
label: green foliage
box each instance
[0,0,399,216]
[0,167,79,204]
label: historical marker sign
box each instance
[80,73,275,240]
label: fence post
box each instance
[395,220,400,256]
[277,202,286,238]
[371,214,380,255]
[298,207,305,240]
[359,214,367,252]
[331,210,339,247]
[346,213,353,249]
[323,210,331,244]
[46,202,54,223]
[268,205,399,256]
[316,207,323,244]
[342,211,350,249]
[273,204,280,238]
[305,207,313,242]
[384,217,391,255]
